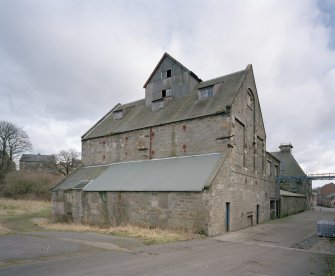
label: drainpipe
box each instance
[149,127,153,160]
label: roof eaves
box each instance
[81,103,121,140]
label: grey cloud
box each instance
[1,0,335,187]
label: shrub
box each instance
[0,171,63,200]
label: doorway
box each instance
[226,202,230,232]
[256,204,259,224]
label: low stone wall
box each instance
[280,195,306,217]
[51,190,208,234]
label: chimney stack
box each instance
[279,143,293,153]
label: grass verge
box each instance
[34,218,202,245]
[0,198,51,234]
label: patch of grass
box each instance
[34,220,203,244]
[0,198,51,234]
[108,225,202,244]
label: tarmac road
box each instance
[0,208,334,276]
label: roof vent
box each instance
[113,110,123,120]
[279,143,293,153]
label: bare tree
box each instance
[55,149,81,177]
[0,121,32,182]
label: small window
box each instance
[161,69,172,79]
[198,86,214,99]
[152,100,164,111]
[162,88,171,98]
[113,110,123,120]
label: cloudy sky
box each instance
[1,0,334,187]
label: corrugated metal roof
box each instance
[51,165,109,191]
[83,153,224,192]
[280,189,305,197]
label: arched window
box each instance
[247,90,254,109]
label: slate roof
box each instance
[270,150,306,177]
[52,153,226,192]
[82,67,249,140]
[20,154,55,163]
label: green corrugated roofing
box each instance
[82,153,224,192]
[82,68,247,140]
[51,165,109,191]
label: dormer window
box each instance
[198,86,214,99]
[162,88,171,98]
[161,69,172,79]
[152,99,165,111]
[113,110,123,120]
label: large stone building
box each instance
[51,53,280,236]
[20,153,56,173]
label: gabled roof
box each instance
[143,52,202,88]
[52,152,226,192]
[82,67,247,140]
[20,154,55,162]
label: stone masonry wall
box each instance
[52,190,208,234]
[203,68,279,236]
[280,195,306,217]
[82,115,231,166]
[205,149,277,236]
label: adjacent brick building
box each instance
[317,183,335,207]
[51,53,280,235]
